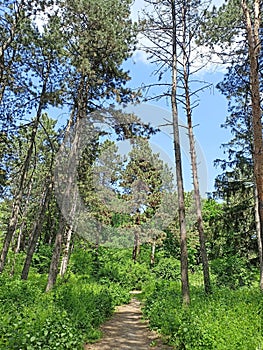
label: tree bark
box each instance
[254,186,263,290]
[241,0,263,286]
[132,213,141,263]
[21,181,52,280]
[0,0,26,103]
[132,229,140,263]
[59,223,73,277]
[9,180,33,276]
[181,0,211,294]
[150,238,156,266]
[46,216,64,292]
[46,97,84,289]
[171,0,190,305]
[186,104,211,294]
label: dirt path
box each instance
[84,296,173,350]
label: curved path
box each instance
[84,296,173,350]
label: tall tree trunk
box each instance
[0,1,25,103]
[241,0,263,277]
[181,0,211,294]
[15,181,33,254]
[171,0,190,305]
[187,124,211,294]
[21,181,52,280]
[59,178,79,277]
[0,184,25,273]
[92,222,101,276]
[46,216,64,292]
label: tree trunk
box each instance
[132,230,140,263]
[59,223,73,277]
[14,178,33,254]
[150,238,156,266]
[241,0,263,278]
[187,112,211,294]
[10,217,27,276]
[46,216,64,292]
[254,186,263,289]
[181,0,211,294]
[171,0,190,305]
[46,101,83,288]
[132,214,141,263]
[21,182,52,280]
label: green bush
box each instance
[94,247,153,290]
[0,273,120,349]
[31,244,53,274]
[70,248,94,275]
[152,257,180,280]
[143,281,263,349]
[0,276,83,349]
[0,307,83,350]
[0,275,43,308]
[54,279,114,331]
[211,255,256,289]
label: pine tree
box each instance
[119,137,175,262]
[202,0,263,289]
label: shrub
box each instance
[94,247,153,290]
[0,274,117,349]
[211,255,256,289]
[70,249,94,275]
[0,307,83,350]
[143,281,263,349]
[54,279,114,331]
[0,276,83,349]
[152,257,180,280]
[31,244,53,274]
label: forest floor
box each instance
[83,292,173,350]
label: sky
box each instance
[120,0,232,197]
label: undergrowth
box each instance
[0,247,135,350]
[143,280,263,350]
[1,244,262,350]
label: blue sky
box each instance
[120,0,231,197]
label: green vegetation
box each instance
[0,246,134,349]
[0,243,262,349]
[143,280,263,350]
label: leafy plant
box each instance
[211,255,256,289]
[152,257,180,280]
[143,281,263,349]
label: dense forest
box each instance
[0,0,262,349]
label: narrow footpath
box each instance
[84,296,173,350]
